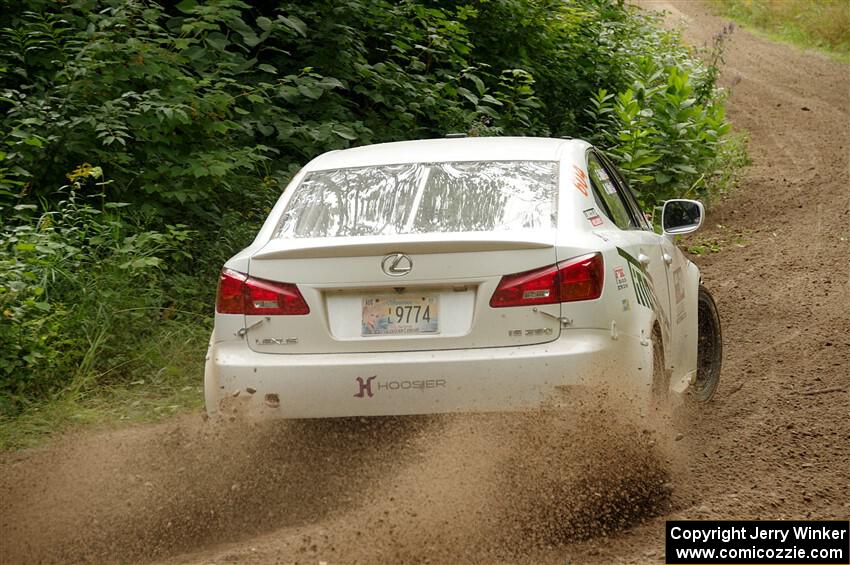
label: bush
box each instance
[596,19,742,206]
[0,168,194,411]
[0,0,544,221]
[1,0,736,218]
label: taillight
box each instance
[216,269,310,315]
[244,276,310,315]
[489,252,604,308]
[558,252,604,303]
[489,263,560,308]
[217,269,247,314]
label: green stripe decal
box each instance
[618,247,653,309]
[616,246,669,331]
[617,247,644,272]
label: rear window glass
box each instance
[274,161,558,238]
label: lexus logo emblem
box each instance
[381,253,412,277]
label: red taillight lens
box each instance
[244,276,310,315]
[489,252,604,308]
[488,263,560,308]
[216,269,309,315]
[558,252,605,302]
[217,269,247,314]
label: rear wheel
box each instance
[690,285,722,402]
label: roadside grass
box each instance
[686,224,751,255]
[707,131,750,203]
[0,321,207,452]
[711,0,850,63]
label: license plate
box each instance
[361,294,439,336]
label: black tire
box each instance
[690,284,722,402]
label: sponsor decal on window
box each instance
[597,167,618,195]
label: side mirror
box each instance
[662,199,704,235]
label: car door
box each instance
[599,154,697,387]
[586,151,674,359]
[656,233,697,387]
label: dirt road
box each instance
[2,2,848,564]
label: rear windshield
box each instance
[274,161,558,239]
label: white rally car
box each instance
[205,137,721,417]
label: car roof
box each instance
[304,136,590,171]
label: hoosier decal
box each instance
[616,248,656,310]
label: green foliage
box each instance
[0,318,207,450]
[1,0,736,218]
[0,169,195,411]
[0,0,547,220]
[585,66,731,206]
[582,16,737,207]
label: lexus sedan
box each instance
[205,137,721,417]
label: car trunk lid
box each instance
[245,234,561,354]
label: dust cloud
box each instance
[1,387,681,564]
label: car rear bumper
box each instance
[204,329,651,418]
